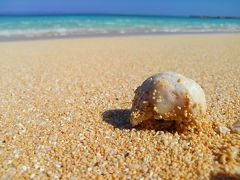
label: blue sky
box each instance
[0,0,240,17]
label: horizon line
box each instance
[0,13,240,19]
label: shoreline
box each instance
[1,31,240,42]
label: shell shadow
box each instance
[102,109,177,132]
[102,109,132,129]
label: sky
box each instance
[0,0,240,17]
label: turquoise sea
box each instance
[0,15,240,40]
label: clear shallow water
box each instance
[0,15,240,40]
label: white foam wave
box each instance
[0,27,240,39]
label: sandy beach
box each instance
[0,34,239,179]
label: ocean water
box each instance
[0,15,240,40]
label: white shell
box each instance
[130,72,206,126]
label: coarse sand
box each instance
[0,34,240,179]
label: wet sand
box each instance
[0,34,239,179]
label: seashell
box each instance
[130,72,206,126]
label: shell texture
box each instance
[130,72,206,126]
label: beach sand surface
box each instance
[0,34,240,179]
